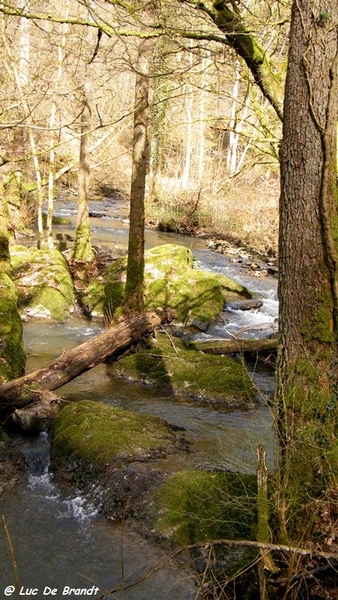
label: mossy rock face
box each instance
[155,470,257,545]
[10,245,74,320]
[109,332,255,406]
[51,400,185,476]
[0,234,11,273]
[0,271,26,384]
[83,243,253,326]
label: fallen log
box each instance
[188,337,277,356]
[0,308,174,408]
[10,390,64,433]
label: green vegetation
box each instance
[52,400,179,473]
[0,271,26,383]
[10,245,74,320]
[156,470,257,545]
[0,234,11,272]
[109,330,256,405]
[73,221,94,261]
[84,243,253,326]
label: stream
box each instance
[0,196,278,599]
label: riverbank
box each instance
[144,175,279,262]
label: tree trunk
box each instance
[0,171,11,272]
[189,337,276,356]
[181,42,194,190]
[276,0,338,542]
[149,38,168,199]
[124,39,151,313]
[0,309,174,407]
[47,16,69,250]
[73,91,93,261]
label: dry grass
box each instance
[204,175,279,256]
[146,174,279,258]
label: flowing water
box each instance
[0,197,278,598]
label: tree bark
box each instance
[184,0,284,121]
[276,0,338,541]
[0,171,11,272]
[0,309,174,407]
[73,92,93,261]
[124,39,151,313]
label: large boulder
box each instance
[153,469,259,596]
[0,271,26,384]
[51,400,189,522]
[83,244,253,328]
[108,331,256,406]
[10,246,74,320]
[51,400,186,477]
[155,469,257,545]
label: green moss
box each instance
[73,221,93,261]
[156,470,257,545]
[277,352,338,537]
[299,270,335,343]
[42,214,72,226]
[84,244,253,326]
[0,271,26,383]
[52,400,178,473]
[109,331,255,405]
[0,234,11,272]
[10,245,74,320]
[215,272,254,300]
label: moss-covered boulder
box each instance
[154,470,260,596]
[108,331,255,406]
[155,470,257,545]
[10,245,74,320]
[83,244,253,327]
[0,271,26,384]
[51,400,186,477]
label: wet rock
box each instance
[267,264,278,276]
[51,400,189,481]
[226,299,263,311]
[0,271,26,384]
[108,330,256,406]
[101,467,165,521]
[10,245,74,321]
[206,238,278,278]
[88,211,105,218]
[83,243,254,327]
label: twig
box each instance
[2,515,20,597]
[159,327,179,353]
[99,536,338,598]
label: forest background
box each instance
[0,0,284,257]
